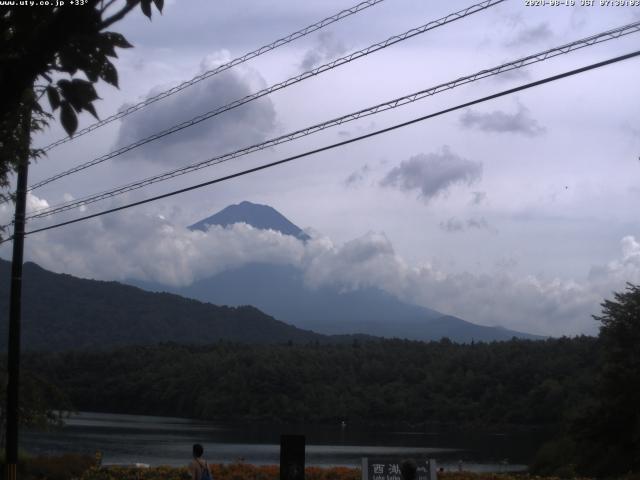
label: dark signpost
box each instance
[280,435,305,480]
[362,458,437,480]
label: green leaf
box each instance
[140,0,152,18]
[57,79,73,103]
[46,86,60,111]
[99,60,118,88]
[71,79,99,103]
[57,48,79,75]
[103,32,133,50]
[98,33,117,58]
[82,60,100,83]
[60,101,78,136]
[58,79,91,112]
[84,102,99,120]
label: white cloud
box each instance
[0,193,50,229]
[588,235,640,287]
[303,231,403,293]
[9,205,305,287]
[301,232,638,336]
[4,200,639,338]
[295,229,602,336]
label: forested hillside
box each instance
[25,337,597,427]
[0,260,370,350]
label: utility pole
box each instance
[5,111,30,480]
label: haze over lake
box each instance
[22,412,542,471]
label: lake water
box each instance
[21,412,544,471]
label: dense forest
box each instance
[24,337,597,428]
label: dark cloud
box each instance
[467,217,492,230]
[344,164,371,187]
[621,123,640,147]
[495,256,518,270]
[380,147,482,202]
[115,60,277,165]
[336,121,377,140]
[300,31,347,70]
[570,8,588,30]
[493,67,531,83]
[505,22,553,47]
[439,216,495,233]
[460,103,545,137]
[470,191,487,206]
[440,217,464,232]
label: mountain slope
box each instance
[178,201,543,342]
[134,263,542,342]
[189,200,310,240]
[0,260,363,352]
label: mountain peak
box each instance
[188,201,310,241]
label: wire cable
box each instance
[38,0,388,153]
[2,49,635,244]
[28,0,505,193]
[25,20,640,221]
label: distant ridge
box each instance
[0,259,370,352]
[189,201,310,241]
[178,202,543,343]
[142,263,543,343]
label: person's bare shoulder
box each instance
[188,459,200,480]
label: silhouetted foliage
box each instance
[0,0,163,203]
[569,283,640,477]
[0,366,71,448]
[528,284,640,477]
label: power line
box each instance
[38,0,388,153]
[25,21,640,221]
[28,0,505,193]
[4,49,636,243]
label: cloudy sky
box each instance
[2,0,640,336]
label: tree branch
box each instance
[100,2,138,29]
[100,0,119,14]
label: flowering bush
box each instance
[18,459,604,480]
[80,464,361,480]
